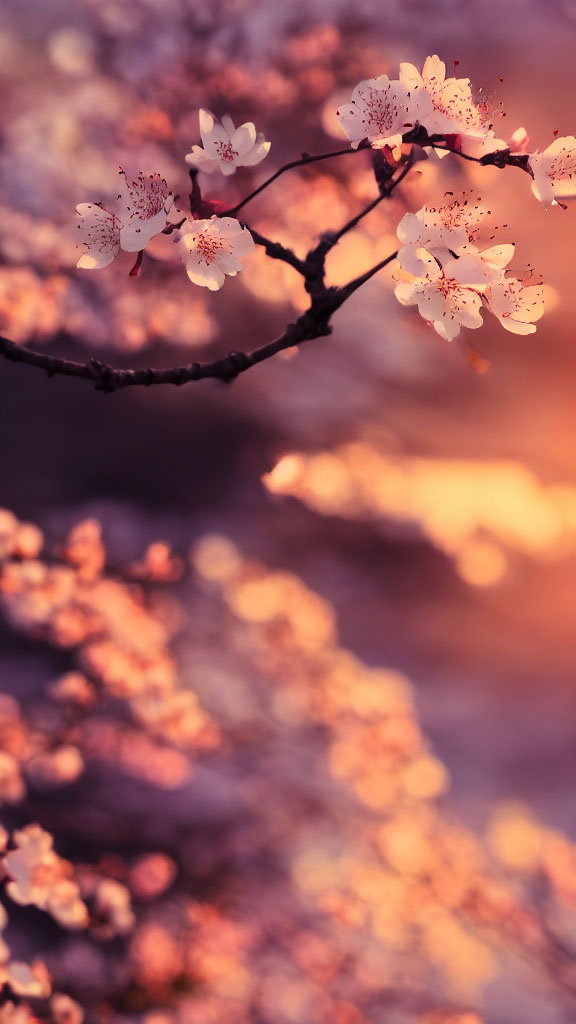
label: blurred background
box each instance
[0,1,575,1022]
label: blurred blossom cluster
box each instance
[0,516,574,1023]
[263,448,576,587]
[0,3,373,351]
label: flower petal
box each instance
[231,122,257,155]
[220,114,236,135]
[199,108,216,143]
[241,138,271,166]
[185,146,219,173]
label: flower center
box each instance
[500,280,523,316]
[435,82,485,132]
[361,87,398,135]
[216,141,239,162]
[122,173,168,220]
[194,232,225,265]
[549,152,576,181]
[425,198,484,242]
[79,206,120,254]
[436,275,464,299]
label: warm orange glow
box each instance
[263,446,576,584]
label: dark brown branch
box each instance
[223,127,529,224]
[0,248,396,392]
[405,126,533,175]
[247,228,307,276]
[431,142,532,173]
[303,154,412,299]
[328,151,414,248]
[0,151,415,392]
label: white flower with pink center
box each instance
[76,172,173,269]
[486,277,544,334]
[177,216,255,291]
[528,136,576,206]
[336,74,433,151]
[185,110,271,176]
[76,203,121,269]
[397,196,486,275]
[399,55,494,154]
[395,251,509,341]
[116,170,174,251]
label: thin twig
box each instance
[323,151,414,250]
[223,141,371,216]
[424,138,532,174]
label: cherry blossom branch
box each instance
[404,127,533,174]
[0,116,535,393]
[0,152,413,391]
[432,143,532,172]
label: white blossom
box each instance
[177,216,255,291]
[397,196,486,276]
[486,277,545,334]
[399,55,494,153]
[116,170,173,251]
[185,110,270,176]
[336,74,432,150]
[76,204,120,269]
[528,136,576,206]
[395,251,508,342]
[76,172,173,269]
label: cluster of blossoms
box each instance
[336,52,576,195]
[75,55,576,339]
[0,512,215,1019]
[2,825,88,930]
[76,170,174,269]
[0,821,135,1016]
[336,54,501,156]
[0,513,219,779]
[393,197,544,340]
[76,111,268,290]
